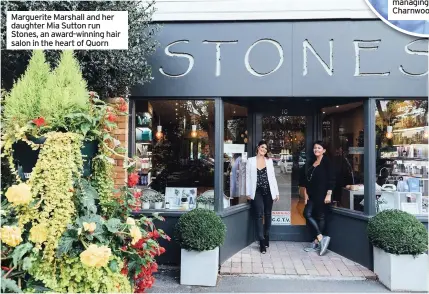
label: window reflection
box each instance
[134,100,215,211]
[322,102,365,212]
[224,102,249,208]
[375,99,428,215]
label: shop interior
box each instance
[132,98,428,217]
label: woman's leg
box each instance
[314,203,330,256]
[303,200,323,241]
[252,189,265,241]
[262,191,274,247]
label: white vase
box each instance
[154,202,163,209]
[180,247,219,286]
[142,202,150,209]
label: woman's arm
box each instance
[270,159,280,197]
[324,158,336,202]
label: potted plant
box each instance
[197,195,207,209]
[152,192,165,209]
[142,193,151,209]
[175,208,226,286]
[368,209,428,292]
[2,50,126,180]
[207,196,215,210]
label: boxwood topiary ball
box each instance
[175,208,226,252]
[368,209,428,256]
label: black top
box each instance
[256,167,270,195]
[303,156,335,204]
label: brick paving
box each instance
[220,241,376,279]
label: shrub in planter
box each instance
[368,209,428,291]
[368,209,427,255]
[175,209,226,286]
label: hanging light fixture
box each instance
[191,124,197,138]
[424,126,429,139]
[386,125,393,139]
[155,115,163,140]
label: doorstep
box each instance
[220,241,376,280]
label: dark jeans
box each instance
[252,188,274,241]
[304,200,326,238]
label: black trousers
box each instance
[252,188,274,241]
[304,200,326,238]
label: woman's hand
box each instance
[275,195,279,202]
[304,195,308,205]
[324,193,332,204]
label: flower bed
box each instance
[0,50,169,293]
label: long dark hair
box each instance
[256,140,269,158]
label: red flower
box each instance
[159,247,166,255]
[151,262,158,272]
[166,235,171,241]
[89,91,95,97]
[32,117,46,127]
[128,173,139,187]
[107,113,117,122]
[147,232,153,238]
[153,230,160,239]
[117,98,127,112]
[133,191,142,199]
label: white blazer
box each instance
[246,157,280,200]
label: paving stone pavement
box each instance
[220,241,376,279]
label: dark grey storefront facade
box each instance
[132,20,428,270]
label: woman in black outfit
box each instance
[302,141,335,256]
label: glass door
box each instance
[262,115,307,226]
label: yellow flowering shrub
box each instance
[29,223,48,244]
[17,132,83,262]
[0,225,23,247]
[80,244,111,268]
[5,183,32,206]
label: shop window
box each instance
[375,99,428,215]
[321,101,365,213]
[133,100,215,211]
[223,102,249,208]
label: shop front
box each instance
[131,20,428,270]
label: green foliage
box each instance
[2,51,50,134]
[150,192,165,203]
[1,1,158,98]
[40,50,90,130]
[368,209,428,255]
[1,273,22,293]
[18,132,83,263]
[175,208,226,251]
[29,257,132,293]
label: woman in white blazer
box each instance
[246,140,280,254]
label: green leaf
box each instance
[1,276,22,293]
[81,179,99,199]
[11,243,33,267]
[57,230,78,257]
[22,256,35,270]
[105,218,122,233]
[80,123,91,136]
[108,259,119,273]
